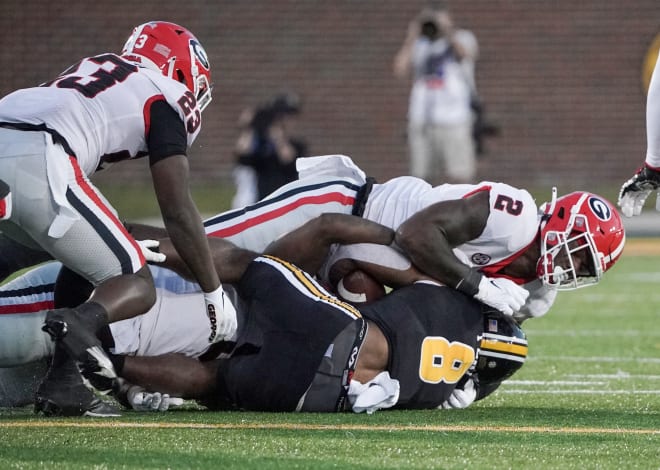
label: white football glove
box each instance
[126,385,184,412]
[204,286,238,343]
[440,377,477,410]
[474,276,529,316]
[136,239,166,263]
[618,166,660,217]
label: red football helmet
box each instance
[537,189,626,290]
[121,21,212,111]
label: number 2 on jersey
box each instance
[418,337,475,384]
[493,194,523,215]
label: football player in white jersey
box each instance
[196,155,626,323]
[0,21,234,415]
[618,50,660,215]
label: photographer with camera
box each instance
[394,6,479,184]
[231,92,308,208]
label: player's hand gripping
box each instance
[618,166,660,217]
[474,276,529,316]
[136,239,166,263]
[440,376,477,409]
[204,286,238,343]
[127,385,184,412]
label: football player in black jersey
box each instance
[114,213,527,412]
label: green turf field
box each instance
[0,241,658,469]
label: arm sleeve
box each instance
[645,51,660,168]
[147,100,188,166]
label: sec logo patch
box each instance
[471,253,491,265]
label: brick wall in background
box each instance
[0,0,657,190]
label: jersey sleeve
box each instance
[484,183,539,252]
[147,99,188,165]
[458,183,539,265]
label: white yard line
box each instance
[500,389,660,394]
[527,355,660,364]
[525,329,659,337]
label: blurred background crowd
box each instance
[1,0,658,196]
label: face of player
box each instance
[553,237,597,279]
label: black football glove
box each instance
[618,166,660,217]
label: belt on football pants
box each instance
[296,318,368,412]
[351,177,376,217]
[0,122,76,158]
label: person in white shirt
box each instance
[393,7,479,184]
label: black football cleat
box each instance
[43,304,117,387]
[34,348,120,417]
[35,388,121,418]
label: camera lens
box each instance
[420,21,438,39]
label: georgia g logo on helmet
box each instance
[588,196,612,221]
[190,39,210,71]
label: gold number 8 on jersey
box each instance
[418,337,476,384]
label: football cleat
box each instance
[35,352,120,417]
[43,305,117,389]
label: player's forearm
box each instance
[322,213,395,247]
[395,223,471,288]
[645,53,660,168]
[161,199,220,292]
[124,222,168,240]
[264,214,394,274]
[121,354,217,399]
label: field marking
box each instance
[525,329,660,337]
[501,389,660,395]
[0,421,657,435]
[565,373,660,380]
[621,272,660,282]
[528,355,660,364]
[507,380,607,385]
[622,238,660,256]
[566,292,660,302]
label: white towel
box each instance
[348,371,400,414]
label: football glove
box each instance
[204,286,238,343]
[126,385,183,412]
[618,166,660,217]
[474,276,529,316]
[136,239,166,263]
[440,377,477,410]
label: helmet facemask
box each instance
[539,212,602,290]
[188,39,212,112]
